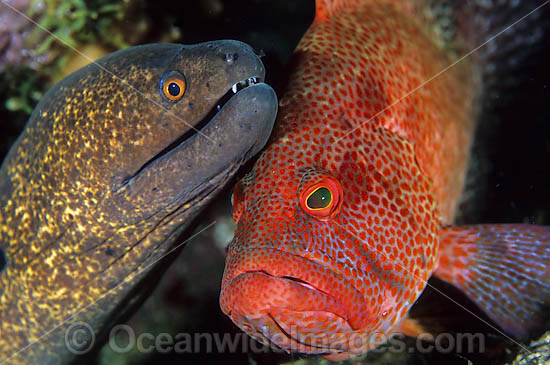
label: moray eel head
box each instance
[65,41,278,216]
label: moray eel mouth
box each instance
[163,76,264,153]
[115,75,277,213]
[194,76,263,138]
[127,76,267,183]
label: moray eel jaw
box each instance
[113,74,277,221]
[0,40,276,364]
[98,40,278,220]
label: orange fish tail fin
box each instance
[434,224,550,340]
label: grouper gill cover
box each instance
[0,40,277,364]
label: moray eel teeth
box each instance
[231,77,257,94]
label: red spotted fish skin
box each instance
[221,0,549,359]
[222,0,472,356]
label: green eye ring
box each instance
[305,187,332,210]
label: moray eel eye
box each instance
[300,177,342,220]
[160,71,186,101]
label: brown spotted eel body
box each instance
[0,41,277,364]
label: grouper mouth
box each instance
[219,247,371,356]
[123,76,266,185]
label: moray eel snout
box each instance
[106,40,278,219]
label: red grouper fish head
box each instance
[220,121,441,357]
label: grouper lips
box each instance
[220,246,372,354]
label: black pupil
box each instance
[307,187,332,209]
[168,82,180,96]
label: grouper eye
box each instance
[160,71,186,101]
[300,176,343,220]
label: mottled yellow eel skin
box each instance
[0,41,277,364]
